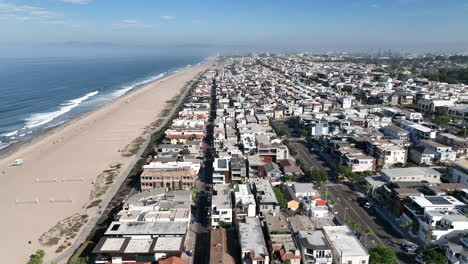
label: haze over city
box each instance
[1,0,468,56]
[1,1,468,264]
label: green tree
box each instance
[218,220,228,228]
[422,249,448,264]
[274,186,288,209]
[69,258,89,264]
[350,221,361,234]
[284,174,294,181]
[178,148,190,155]
[364,227,372,248]
[369,245,397,264]
[27,250,45,264]
[299,129,309,137]
[372,192,381,201]
[276,129,287,137]
[423,228,434,248]
[400,220,411,232]
[433,115,451,126]
[308,169,328,187]
[363,183,373,195]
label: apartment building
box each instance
[140,161,199,191]
[234,184,256,219]
[239,217,269,264]
[254,179,280,214]
[211,184,233,228]
[297,230,333,264]
[381,167,442,183]
[322,226,369,264]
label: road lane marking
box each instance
[330,184,402,264]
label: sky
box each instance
[0,0,468,56]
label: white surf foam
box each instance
[25,91,99,129]
[1,130,18,137]
[111,73,166,98]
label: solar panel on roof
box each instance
[426,196,451,205]
[218,159,227,169]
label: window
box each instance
[348,261,352,264]
[362,260,367,264]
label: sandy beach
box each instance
[0,63,210,263]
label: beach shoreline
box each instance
[0,61,211,263]
[0,63,201,159]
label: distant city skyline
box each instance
[0,0,468,56]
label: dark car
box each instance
[401,242,418,252]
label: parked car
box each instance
[401,241,418,252]
[330,207,338,215]
[414,254,423,263]
[364,202,373,209]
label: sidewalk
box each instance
[353,184,425,247]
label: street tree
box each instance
[423,249,448,264]
[369,245,397,264]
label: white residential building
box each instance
[451,159,468,186]
[322,226,369,264]
[254,179,280,214]
[381,167,442,183]
[211,184,233,228]
[234,184,256,218]
[420,140,457,162]
[401,196,468,244]
[239,217,269,264]
[297,230,333,264]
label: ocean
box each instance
[0,55,205,150]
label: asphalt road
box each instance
[273,119,417,264]
[192,75,217,264]
[326,184,416,264]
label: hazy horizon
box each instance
[1,0,468,56]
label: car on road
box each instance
[401,241,419,252]
[358,198,372,208]
[415,254,424,263]
[363,202,373,209]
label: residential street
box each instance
[274,118,418,264]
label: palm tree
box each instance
[423,228,434,249]
[372,191,381,201]
[364,227,372,247]
[363,183,373,196]
[351,221,361,234]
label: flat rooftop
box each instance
[105,221,188,236]
[255,179,279,204]
[323,226,369,257]
[382,167,441,178]
[298,230,329,250]
[212,184,232,209]
[265,212,290,233]
[239,217,267,258]
[410,195,465,208]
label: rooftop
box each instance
[212,184,232,209]
[239,217,267,259]
[298,230,330,250]
[410,195,465,208]
[255,179,279,204]
[264,212,290,233]
[105,221,188,236]
[382,167,442,179]
[322,226,369,257]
